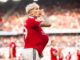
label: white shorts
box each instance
[21,48,40,60]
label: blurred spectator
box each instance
[9,37,16,60]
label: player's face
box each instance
[29,7,41,17]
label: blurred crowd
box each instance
[0,2,80,60]
[47,10,80,29]
[0,36,24,48]
[0,5,80,47]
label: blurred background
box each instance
[0,0,80,60]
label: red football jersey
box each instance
[9,42,16,58]
[50,48,57,60]
[24,17,49,56]
[59,57,63,60]
[77,50,80,60]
